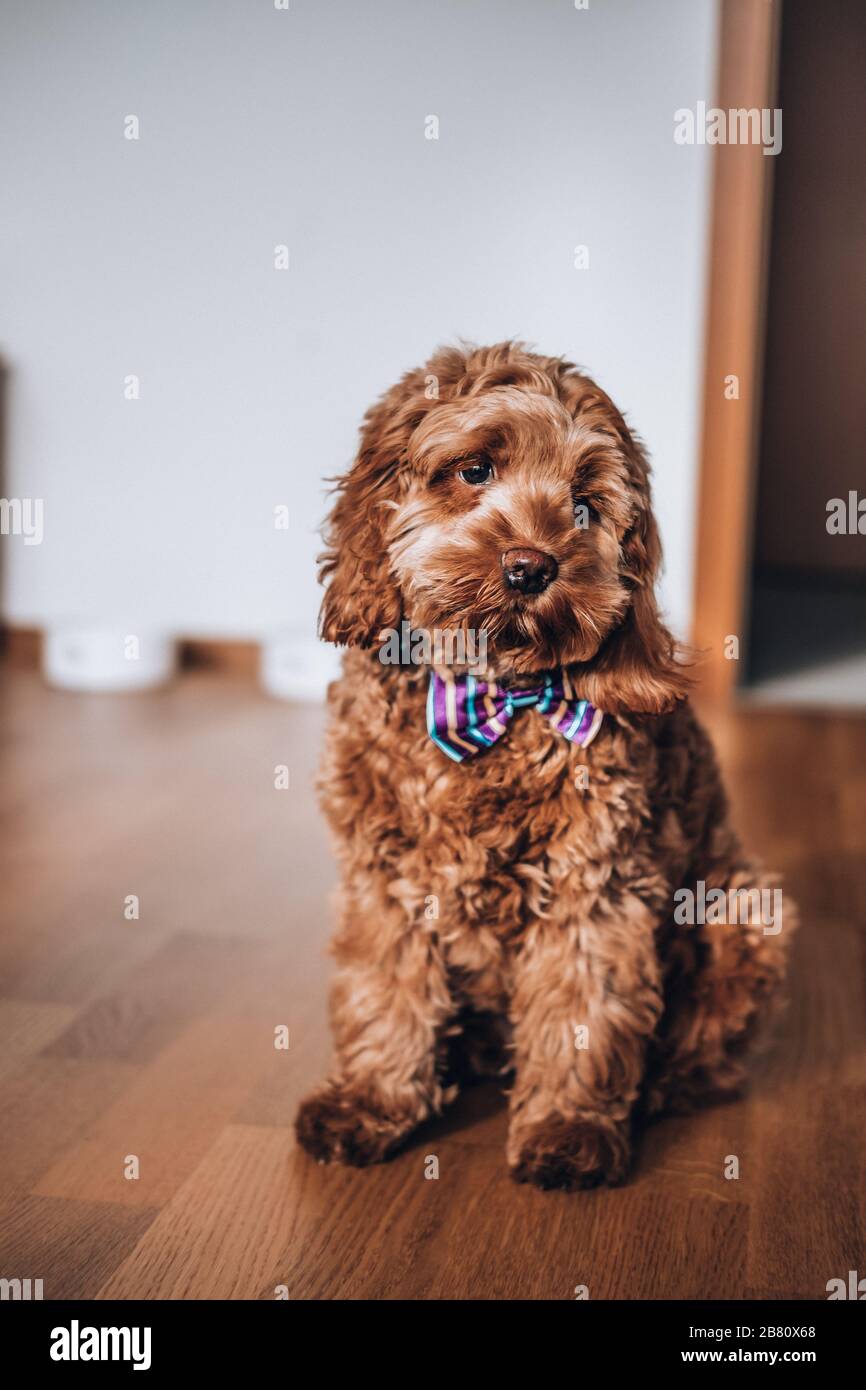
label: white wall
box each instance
[1,0,718,653]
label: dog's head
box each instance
[320,342,690,714]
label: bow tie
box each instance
[427,668,603,763]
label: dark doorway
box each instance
[744,0,866,704]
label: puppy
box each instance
[295,341,793,1190]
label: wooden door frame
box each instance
[691,0,783,702]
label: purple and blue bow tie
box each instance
[427,668,603,763]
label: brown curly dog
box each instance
[295,341,794,1191]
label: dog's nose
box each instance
[501,547,558,594]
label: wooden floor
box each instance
[0,662,863,1300]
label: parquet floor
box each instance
[0,663,863,1299]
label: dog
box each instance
[295,341,793,1190]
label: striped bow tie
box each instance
[427,668,603,763]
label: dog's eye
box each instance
[458,460,494,485]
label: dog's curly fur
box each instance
[295,342,794,1191]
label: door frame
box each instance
[691,0,782,701]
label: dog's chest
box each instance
[416,701,636,868]
[414,712,643,1000]
[340,662,647,878]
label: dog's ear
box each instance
[318,368,431,648]
[578,440,693,716]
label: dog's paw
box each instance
[295,1084,415,1167]
[508,1112,630,1192]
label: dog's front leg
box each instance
[296,899,453,1167]
[506,910,663,1190]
